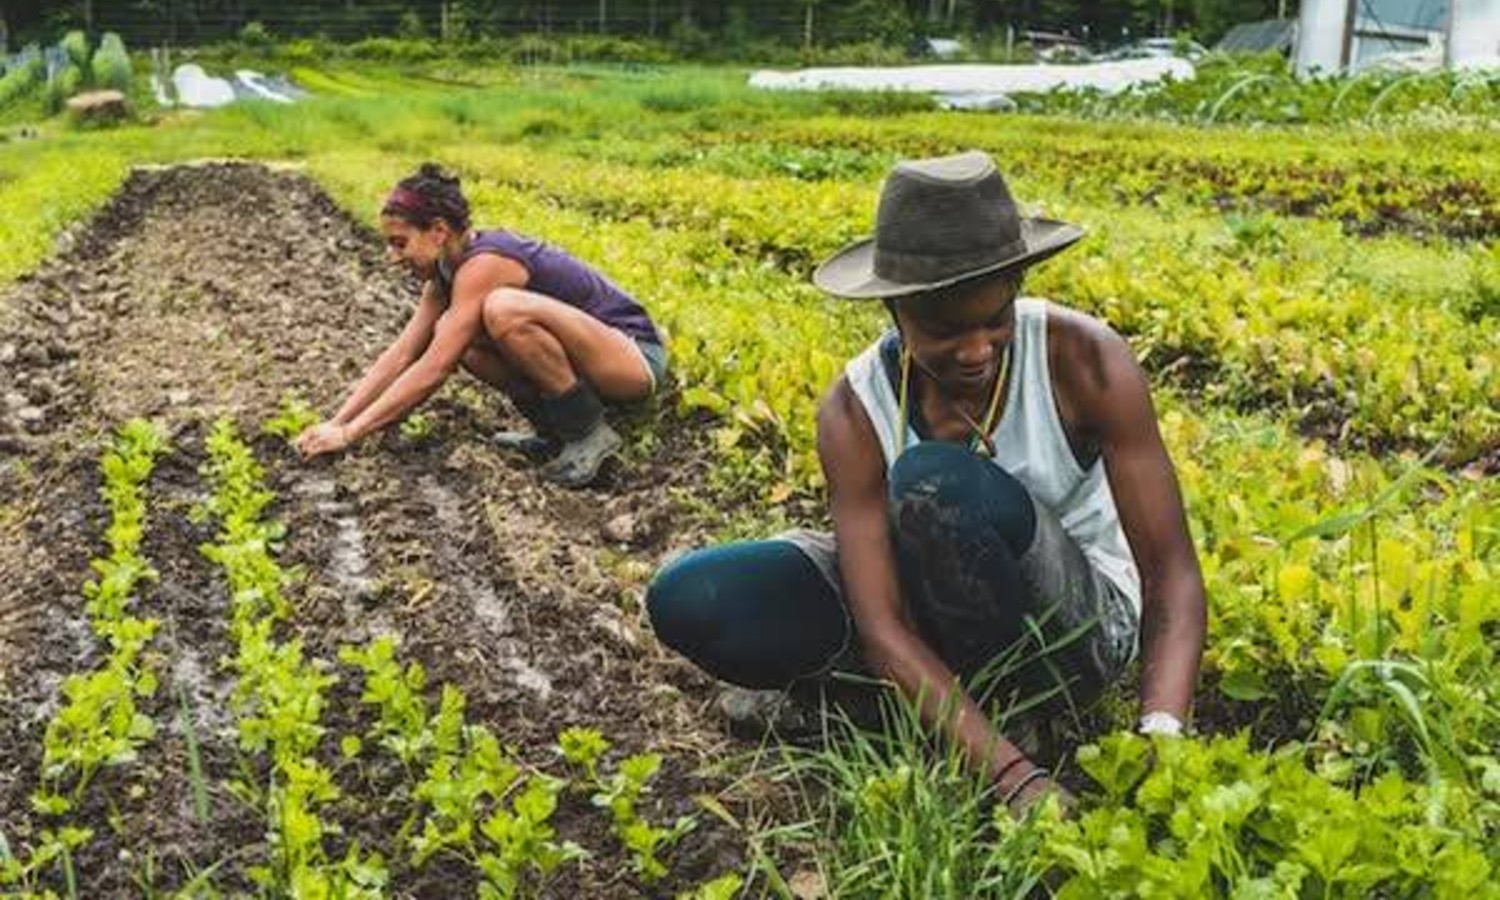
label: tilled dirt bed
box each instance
[0,163,746,897]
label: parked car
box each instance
[1101,37,1207,61]
[1026,30,1093,63]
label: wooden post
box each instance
[0,4,9,56]
[804,1,814,49]
[1339,0,1357,70]
[83,0,94,34]
[1443,0,1458,68]
[599,0,607,33]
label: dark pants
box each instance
[647,442,1136,712]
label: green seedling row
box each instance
[689,114,1497,241]
[198,418,387,896]
[1,420,168,894]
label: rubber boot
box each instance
[717,686,820,743]
[491,395,558,460]
[537,383,622,488]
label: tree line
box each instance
[3,0,1288,53]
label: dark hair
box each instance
[884,269,1025,321]
[388,162,472,232]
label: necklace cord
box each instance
[897,341,1010,457]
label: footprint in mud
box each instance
[290,471,397,643]
[417,474,555,701]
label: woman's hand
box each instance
[1003,767,1077,820]
[296,421,352,458]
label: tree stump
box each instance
[65,90,130,125]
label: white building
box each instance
[1295,0,1499,74]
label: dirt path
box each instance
[0,163,741,897]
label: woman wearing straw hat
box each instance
[647,151,1206,817]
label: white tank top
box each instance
[846,297,1142,614]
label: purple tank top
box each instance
[435,230,661,345]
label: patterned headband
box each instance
[382,186,436,221]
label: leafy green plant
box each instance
[261,392,321,444]
[200,417,385,895]
[590,752,695,883]
[0,50,44,106]
[476,776,587,899]
[341,638,592,895]
[238,21,275,49]
[92,34,132,94]
[399,411,435,443]
[44,65,84,114]
[60,31,91,77]
[2,421,167,892]
[339,635,432,767]
[557,726,609,784]
[1036,732,1495,897]
[678,873,744,900]
[36,420,167,803]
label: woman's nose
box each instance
[955,337,994,366]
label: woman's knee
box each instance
[482,288,548,346]
[646,541,848,688]
[645,549,721,655]
[887,442,1035,553]
[889,442,986,507]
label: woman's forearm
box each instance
[868,631,1033,785]
[345,357,450,440]
[1137,572,1207,721]
[333,346,415,426]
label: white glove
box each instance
[1138,711,1185,737]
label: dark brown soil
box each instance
[0,163,743,898]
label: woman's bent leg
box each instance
[647,540,850,690]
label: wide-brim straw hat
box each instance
[813,150,1084,300]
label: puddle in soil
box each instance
[417,475,554,700]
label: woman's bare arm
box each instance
[341,256,512,440]
[818,379,1041,793]
[1059,318,1207,723]
[332,282,444,426]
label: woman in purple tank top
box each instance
[296,163,668,488]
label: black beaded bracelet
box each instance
[1000,766,1051,808]
[993,753,1030,783]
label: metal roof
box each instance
[1216,19,1297,53]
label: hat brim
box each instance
[812,218,1085,300]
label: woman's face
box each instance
[896,275,1020,397]
[381,215,451,280]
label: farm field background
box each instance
[0,59,1496,898]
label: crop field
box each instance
[0,62,1496,898]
